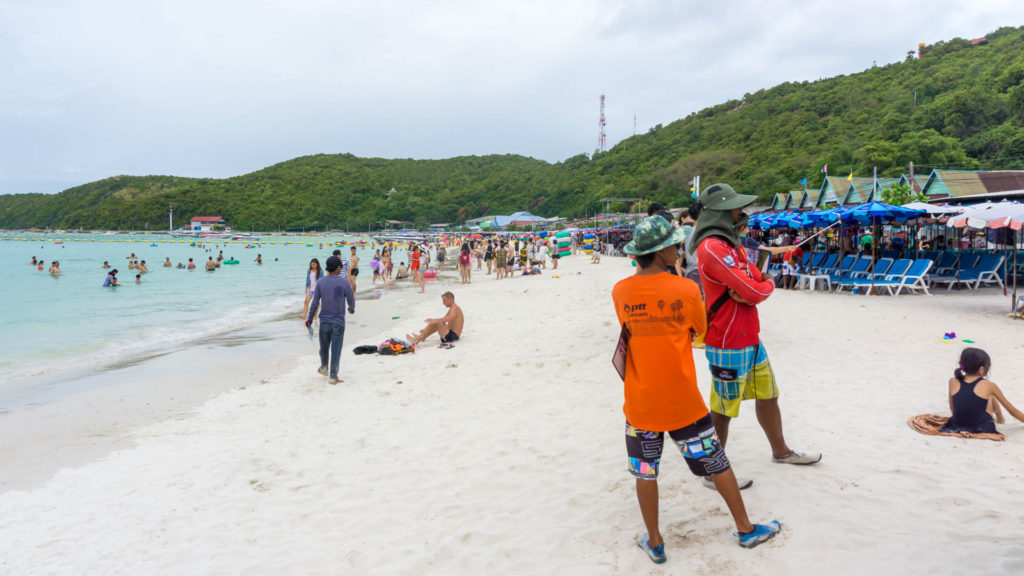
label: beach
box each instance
[2,254,1024,575]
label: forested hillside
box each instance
[4,25,1024,230]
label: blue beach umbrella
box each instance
[840,202,925,293]
[843,201,924,225]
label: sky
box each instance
[2,0,1023,195]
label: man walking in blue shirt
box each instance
[306,256,356,384]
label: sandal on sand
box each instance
[702,476,753,491]
[736,521,781,549]
[772,451,821,465]
[317,366,328,376]
[636,534,666,564]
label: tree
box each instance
[880,183,927,206]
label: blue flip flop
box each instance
[636,533,666,564]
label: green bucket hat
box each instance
[624,215,687,256]
[699,183,757,211]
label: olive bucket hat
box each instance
[623,215,688,256]
[699,183,757,211]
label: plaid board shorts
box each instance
[705,342,779,418]
[625,414,732,480]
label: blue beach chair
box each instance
[847,259,912,295]
[834,258,894,293]
[929,254,1004,291]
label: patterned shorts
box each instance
[706,342,779,418]
[625,414,732,480]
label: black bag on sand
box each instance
[353,345,378,355]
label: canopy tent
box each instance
[902,202,964,216]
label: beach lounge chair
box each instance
[931,251,958,275]
[830,256,873,286]
[796,253,838,290]
[872,259,933,295]
[834,258,894,293]
[822,254,855,278]
[844,259,912,295]
[928,254,1004,291]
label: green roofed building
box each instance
[921,169,1024,199]
[770,192,790,211]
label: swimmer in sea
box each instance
[138,260,149,273]
[103,269,119,287]
[30,256,37,265]
[163,257,172,267]
[102,261,110,269]
[49,261,61,276]
[135,274,142,284]
[256,254,263,264]
[37,261,45,271]
[187,258,196,270]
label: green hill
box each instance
[4,25,1024,230]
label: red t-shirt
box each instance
[612,272,709,431]
[783,246,804,263]
[410,250,421,270]
[697,236,775,349]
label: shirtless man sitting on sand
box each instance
[407,291,464,346]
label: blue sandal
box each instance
[736,521,781,549]
[636,533,666,564]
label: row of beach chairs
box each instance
[794,254,933,295]
[790,250,1010,295]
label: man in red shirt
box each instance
[691,183,821,489]
[613,215,780,563]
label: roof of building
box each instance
[493,211,547,227]
[190,216,224,222]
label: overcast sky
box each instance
[1,0,1022,195]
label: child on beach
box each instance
[302,259,322,320]
[613,215,780,564]
[941,348,1024,435]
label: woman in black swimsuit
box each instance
[940,348,1024,434]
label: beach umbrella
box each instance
[945,201,1024,308]
[902,202,964,216]
[839,203,924,293]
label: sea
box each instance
[0,231,412,410]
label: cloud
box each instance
[1,0,1022,194]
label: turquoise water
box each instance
[0,232,409,407]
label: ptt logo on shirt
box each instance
[623,303,647,313]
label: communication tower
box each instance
[598,94,607,153]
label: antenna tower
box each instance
[598,94,607,152]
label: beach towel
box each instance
[907,414,1004,442]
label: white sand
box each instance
[2,256,1024,575]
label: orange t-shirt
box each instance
[612,272,708,431]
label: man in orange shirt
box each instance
[613,215,780,564]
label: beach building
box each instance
[842,177,899,205]
[190,216,226,232]
[770,193,790,211]
[492,211,547,229]
[921,169,1024,202]
[797,189,818,210]
[464,216,496,229]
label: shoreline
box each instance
[0,271,453,493]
